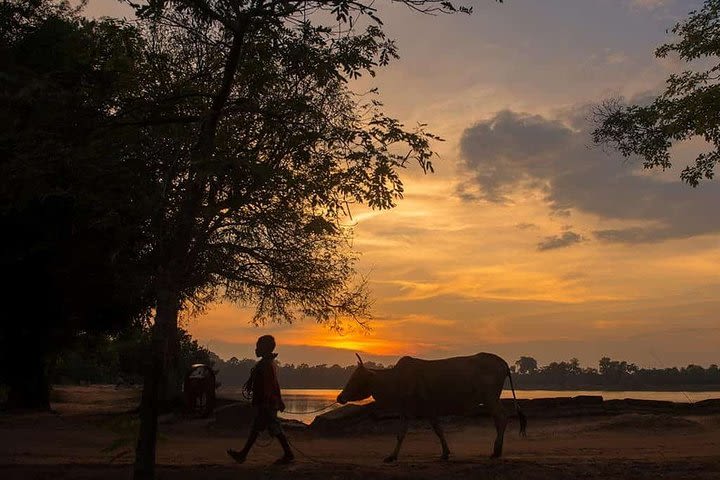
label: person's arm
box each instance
[273,362,285,412]
[262,361,284,411]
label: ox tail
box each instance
[507,368,527,437]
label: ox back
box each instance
[371,352,509,417]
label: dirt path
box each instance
[1,386,719,479]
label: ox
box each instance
[337,353,527,462]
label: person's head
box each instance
[255,335,276,358]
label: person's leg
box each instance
[274,433,294,464]
[269,411,294,464]
[227,410,264,463]
[227,427,259,463]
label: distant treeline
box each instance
[510,356,720,390]
[50,332,720,391]
[214,357,384,389]
[211,355,720,391]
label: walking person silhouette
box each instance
[227,335,294,465]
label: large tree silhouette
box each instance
[123,2,500,478]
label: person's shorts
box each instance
[251,406,283,436]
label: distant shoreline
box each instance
[510,385,720,392]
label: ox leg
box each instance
[384,415,408,463]
[429,417,450,460]
[486,397,507,458]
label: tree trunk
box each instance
[132,18,249,480]
[133,291,179,480]
[160,325,183,411]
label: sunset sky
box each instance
[87,0,719,368]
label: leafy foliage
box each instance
[52,326,213,387]
[113,0,467,331]
[593,0,720,186]
[0,0,154,409]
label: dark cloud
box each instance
[458,111,571,202]
[537,231,585,251]
[515,222,538,230]
[458,110,720,243]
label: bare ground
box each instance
[1,385,719,480]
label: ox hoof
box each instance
[440,453,450,461]
[383,455,397,463]
[489,452,502,460]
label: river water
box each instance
[218,387,720,425]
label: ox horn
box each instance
[355,353,364,366]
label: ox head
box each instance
[336,353,374,405]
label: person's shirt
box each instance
[251,355,283,409]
